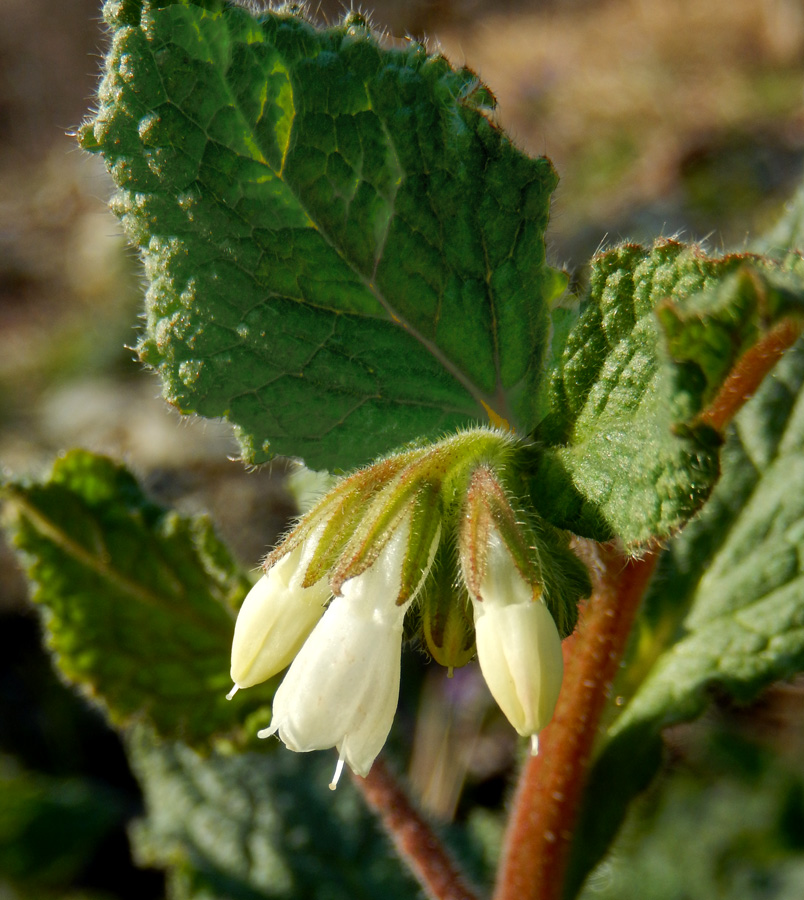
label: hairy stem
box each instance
[493,543,659,900]
[354,758,481,900]
[698,318,802,432]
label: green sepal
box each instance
[527,517,590,640]
[460,464,589,639]
[398,482,442,605]
[459,465,539,597]
[329,457,428,594]
[295,453,417,587]
[420,543,475,670]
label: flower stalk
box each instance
[493,542,660,900]
[355,759,482,900]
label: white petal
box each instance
[267,595,403,769]
[474,599,563,737]
[264,522,412,777]
[230,544,331,689]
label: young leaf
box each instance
[565,338,804,897]
[3,449,266,744]
[530,240,804,544]
[79,0,563,470]
[127,727,419,900]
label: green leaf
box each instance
[0,761,126,888]
[614,339,804,731]
[578,730,804,900]
[3,449,268,744]
[531,240,804,544]
[127,727,419,900]
[565,337,804,897]
[79,0,562,470]
[658,262,804,409]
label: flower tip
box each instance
[257,724,277,740]
[531,734,540,756]
[226,684,240,701]
[329,756,345,791]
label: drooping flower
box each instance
[469,528,564,754]
[227,427,588,786]
[229,531,331,693]
[459,464,566,752]
[259,521,421,788]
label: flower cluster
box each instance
[229,428,586,787]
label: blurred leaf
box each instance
[566,337,804,897]
[757,179,804,258]
[578,729,804,900]
[0,760,126,888]
[127,727,420,900]
[3,449,268,745]
[531,240,804,544]
[79,0,562,470]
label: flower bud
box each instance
[229,539,331,691]
[470,528,563,750]
[421,548,475,673]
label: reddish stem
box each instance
[351,320,800,900]
[697,318,802,432]
[493,543,659,900]
[354,758,481,900]
[490,319,801,900]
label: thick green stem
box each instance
[492,543,659,900]
[354,758,481,900]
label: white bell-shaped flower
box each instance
[470,528,564,752]
[259,521,415,787]
[229,538,331,692]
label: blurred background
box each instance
[2,0,804,897]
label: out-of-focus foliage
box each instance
[4,449,270,746]
[127,727,422,900]
[0,758,127,891]
[580,727,804,900]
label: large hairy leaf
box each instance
[531,241,804,544]
[79,0,562,469]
